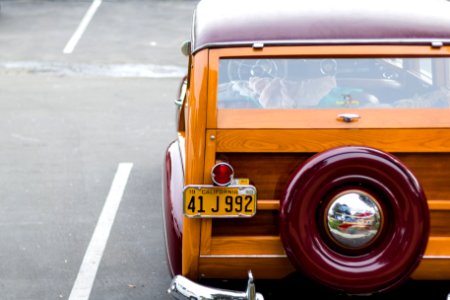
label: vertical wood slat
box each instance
[200,129,217,256]
[182,49,209,279]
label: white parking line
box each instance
[0,61,186,78]
[68,163,133,300]
[63,0,102,54]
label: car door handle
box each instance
[337,113,361,123]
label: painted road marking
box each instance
[68,163,133,300]
[0,61,185,78]
[63,0,102,54]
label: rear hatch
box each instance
[197,46,450,280]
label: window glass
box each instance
[217,57,450,109]
[447,62,450,89]
[419,59,432,77]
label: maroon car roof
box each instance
[192,0,450,53]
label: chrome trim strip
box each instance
[193,38,450,54]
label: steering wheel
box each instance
[226,59,287,81]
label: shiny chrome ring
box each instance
[325,190,382,250]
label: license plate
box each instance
[183,185,257,218]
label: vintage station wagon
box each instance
[163,0,450,298]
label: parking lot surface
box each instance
[0,1,197,299]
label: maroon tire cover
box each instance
[279,146,429,295]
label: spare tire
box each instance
[279,146,429,295]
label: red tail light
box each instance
[211,162,234,186]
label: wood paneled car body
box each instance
[163,0,450,298]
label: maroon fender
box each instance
[163,139,185,277]
[279,146,429,295]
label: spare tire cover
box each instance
[279,146,429,295]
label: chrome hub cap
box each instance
[326,190,382,249]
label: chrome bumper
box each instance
[168,271,264,300]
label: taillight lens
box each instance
[211,162,234,186]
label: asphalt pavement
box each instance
[0,1,197,299]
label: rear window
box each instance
[217,57,450,109]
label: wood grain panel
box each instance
[198,257,295,279]
[248,200,450,211]
[226,153,310,199]
[395,154,450,200]
[212,210,279,236]
[207,46,450,130]
[423,236,450,257]
[225,153,450,200]
[412,260,450,280]
[198,237,450,280]
[206,236,450,257]
[413,237,450,279]
[257,200,280,210]
[215,129,450,153]
[212,207,450,237]
[200,129,218,256]
[430,211,450,236]
[182,49,209,278]
[429,200,450,210]
[209,45,450,61]
[217,109,450,129]
[209,236,285,255]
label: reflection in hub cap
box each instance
[326,190,382,250]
